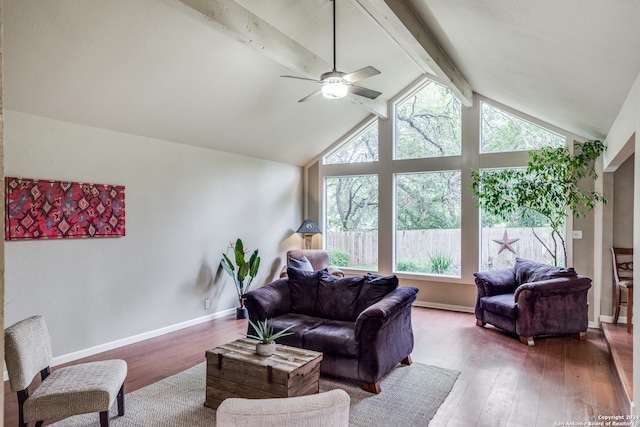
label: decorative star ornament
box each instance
[492,230,519,254]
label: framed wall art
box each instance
[5,177,125,240]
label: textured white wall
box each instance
[4,110,303,358]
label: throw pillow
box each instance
[514,257,576,284]
[355,273,399,314]
[287,267,326,314]
[474,269,517,296]
[288,255,314,272]
[315,274,366,321]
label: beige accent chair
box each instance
[216,389,350,427]
[280,249,345,278]
[4,315,128,427]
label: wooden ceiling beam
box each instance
[352,0,473,107]
[167,0,388,118]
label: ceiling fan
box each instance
[281,0,382,103]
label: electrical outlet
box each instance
[205,299,210,309]
[572,230,583,239]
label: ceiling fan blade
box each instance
[281,75,322,83]
[298,90,322,103]
[343,66,381,83]
[348,85,382,100]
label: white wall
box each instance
[4,110,303,359]
[604,69,640,414]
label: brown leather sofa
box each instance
[244,267,417,393]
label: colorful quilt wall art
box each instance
[5,177,125,240]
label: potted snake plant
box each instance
[247,319,294,356]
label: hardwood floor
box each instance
[602,322,633,414]
[3,307,623,426]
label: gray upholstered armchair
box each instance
[279,249,345,278]
[474,258,592,346]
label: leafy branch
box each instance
[471,140,606,266]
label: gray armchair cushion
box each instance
[514,257,576,284]
[316,275,365,321]
[288,255,314,272]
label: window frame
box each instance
[313,85,576,283]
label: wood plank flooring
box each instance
[3,307,624,426]
[602,322,633,414]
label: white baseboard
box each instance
[3,308,236,381]
[589,320,601,329]
[413,301,605,330]
[412,301,475,313]
[599,314,627,325]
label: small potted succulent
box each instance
[247,319,294,356]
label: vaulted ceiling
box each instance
[5,0,640,166]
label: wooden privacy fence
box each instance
[327,227,564,269]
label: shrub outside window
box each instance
[395,171,461,276]
[324,175,378,270]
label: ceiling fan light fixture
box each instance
[321,77,348,99]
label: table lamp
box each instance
[296,219,322,249]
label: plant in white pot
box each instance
[247,319,294,356]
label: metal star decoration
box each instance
[492,230,519,254]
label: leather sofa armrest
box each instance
[327,266,345,277]
[514,275,592,301]
[514,275,592,339]
[354,286,418,338]
[280,265,344,278]
[243,278,292,320]
[353,286,418,384]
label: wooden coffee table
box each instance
[205,337,323,409]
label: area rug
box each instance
[50,362,459,427]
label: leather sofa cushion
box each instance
[270,313,327,348]
[287,267,326,314]
[303,320,359,357]
[480,293,518,318]
[315,275,366,321]
[514,257,576,285]
[355,274,398,314]
[474,269,517,296]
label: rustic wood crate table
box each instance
[205,337,323,409]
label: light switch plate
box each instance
[572,230,583,239]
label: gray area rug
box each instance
[51,361,459,427]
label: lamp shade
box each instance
[296,219,322,235]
